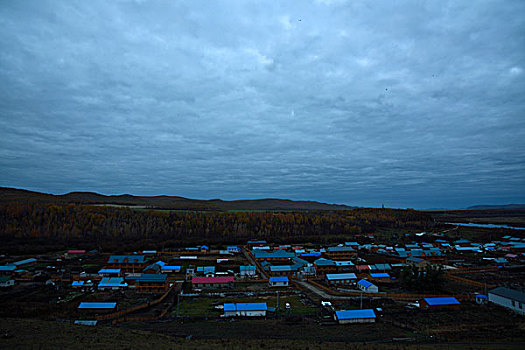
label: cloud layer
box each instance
[1,0,524,208]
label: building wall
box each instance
[489,293,525,315]
[269,281,288,287]
[336,317,376,324]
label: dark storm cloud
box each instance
[1,0,524,208]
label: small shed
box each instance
[78,302,117,311]
[357,279,378,293]
[419,297,460,310]
[269,276,289,287]
[334,309,376,324]
[475,294,488,305]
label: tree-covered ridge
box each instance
[0,203,433,249]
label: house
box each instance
[196,266,216,276]
[0,265,16,276]
[334,260,355,272]
[161,265,181,274]
[192,276,234,289]
[419,297,460,310]
[9,258,37,268]
[67,250,86,257]
[134,274,168,293]
[78,302,117,311]
[269,276,289,287]
[223,302,268,317]
[72,280,85,288]
[357,279,378,293]
[106,255,147,272]
[476,294,488,304]
[370,272,390,281]
[98,268,121,277]
[98,277,128,290]
[324,246,356,260]
[406,257,429,267]
[334,309,376,324]
[0,276,14,288]
[74,320,97,326]
[143,263,161,274]
[240,265,256,277]
[325,273,357,285]
[252,250,295,262]
[488,286,525,315]
[314,258,337,277]
[268,264,301,277]
[227,246,240,253]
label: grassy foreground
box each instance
[2,318,525,349]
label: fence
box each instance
[95,283,177,321]
[306,279,474,302]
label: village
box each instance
[1,229,524,343]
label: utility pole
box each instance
[176,291,181,317]
[360,292,363,309]
[276,291,280,311]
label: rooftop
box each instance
[335,309,376,320]
[489,286,525,303]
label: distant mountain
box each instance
[0,187,354,211]
[466,204,525,210]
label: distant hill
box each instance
[466,204,525,210]
[0,187,354,211]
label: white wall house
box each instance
[269,276,289,287]
[488,287,525,315]
[357,279,378,293]
[223,303,267,317]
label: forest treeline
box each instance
[0,202,434,253]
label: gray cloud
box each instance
[1,0,524,209]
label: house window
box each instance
[520,303,523,309]
[512,300,515,307]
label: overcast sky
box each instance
[0,0,524,209]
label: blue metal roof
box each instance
[269,276,287,284]
[240,265,256,271]
[423,297,460,306]
[252,250,295,259]
[236,303,267,311]
[224,303,236,312]
[11,258,37,266]
[370,273,390,278]
[74,320,98,326]
[476,294,488,299]
[78,302,117,309]
[134,274,167,282]
[314,258,336,266]
[98,277,127,288]
[108,255,145,264]
[0,266,16,272]
[335,309,376,320]
[357,279,373,288]
[72,281,85,286]
[270,265,296,272]
[98,268,121,274]
[161,265,181,271]
[327,246,355,252]
[224,303,268,312]
[326,273,357,280]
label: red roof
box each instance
[68,250,86,254]
[192,276,234,284]
[356,265,370,271]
